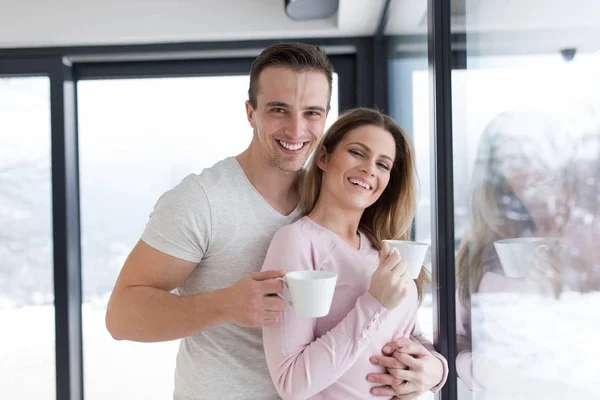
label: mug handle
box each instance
[532,244,551,267]
[275,277,292,306]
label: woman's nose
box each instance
[361,163,375,177]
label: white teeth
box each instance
[279,140,304,151]
[349,178,371,190]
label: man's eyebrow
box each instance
[349,142,394,162]
[305,105,327,113]
[264,102,326,113]
[265,101,290,108]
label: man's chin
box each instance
[274,159,306,173]
[277,163,304,173]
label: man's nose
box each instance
[286,114,305,138]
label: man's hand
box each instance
[367,337,444,399]
[219,270,286,327]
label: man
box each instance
[106,43,446,399]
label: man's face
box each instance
[245,66,330,172]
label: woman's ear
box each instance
[316,146,329,171]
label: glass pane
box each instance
[78,74,338,400]
[453,4,600,400]
[388,59,436,400]
[387,1,436,399]
[0,76,54,399]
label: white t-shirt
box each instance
[141,157,302,400]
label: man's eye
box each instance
[272,108,285,113]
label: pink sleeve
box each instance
[455,270,533,392]
[410,321,449,392]
[261,226,391,400]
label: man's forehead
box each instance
[256,68,330,105]
[258,67,328,87]
[258,65,324,79]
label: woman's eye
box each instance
[377,162,391,170]
[349,149,363,157]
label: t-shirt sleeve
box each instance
[140,175,211,263]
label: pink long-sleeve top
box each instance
[261,216,448,400]
[455,270,528,391]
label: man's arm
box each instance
[105,240,285,342]
[366,320,448,398]
[367,336,447,399]
[409,322,448,391]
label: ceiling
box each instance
[387,0,600,34]
[0,0,386,48]
[0,0,598,54]
[386,0,600,54]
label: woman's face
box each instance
[496,136,569,235]
[318,124,396,212]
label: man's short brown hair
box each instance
[248,43,334,109]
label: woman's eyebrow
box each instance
[349,142,393,162]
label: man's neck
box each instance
[236,147,299,216]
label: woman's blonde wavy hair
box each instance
[300,107,428,301]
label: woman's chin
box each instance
[342,199,377,212]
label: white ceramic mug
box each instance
[383,240,429,279]
[276,270,337,318]
[493,237,552,278]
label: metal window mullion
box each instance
[50,56,83,400]
[428,0,458,399]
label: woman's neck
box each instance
[308,195,363,247]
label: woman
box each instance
[455,107,599,399]
[261,108,448,399]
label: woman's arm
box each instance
[263,292,391,400]
[261,226,401,400]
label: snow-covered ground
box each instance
[0,301,435,399]
[2,292,596,399]
[0,304,179,400]
[466,291,600,400]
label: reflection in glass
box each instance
[454,59,600,399]
[0,77,55,399]
[78,74,338,399]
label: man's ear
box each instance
[316,146,329,171]
[245,100,256,129]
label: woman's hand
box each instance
[369,241,410,310]
[367,337,444,399]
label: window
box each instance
[77,74,338,399]
[0,76,54,399]
[451,53,600,400]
